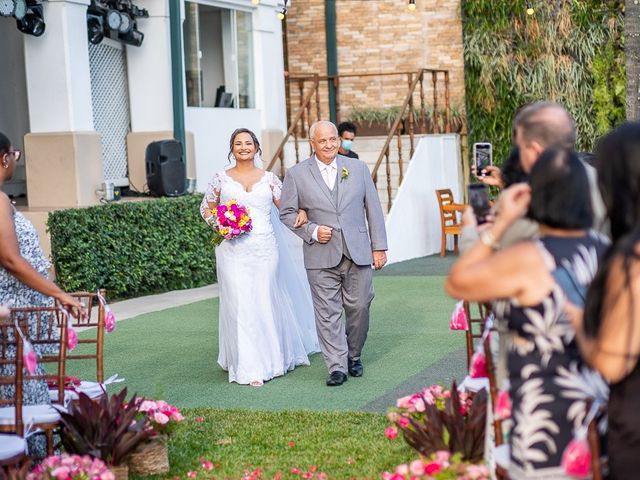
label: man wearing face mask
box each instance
[338,122,359,159]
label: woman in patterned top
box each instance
[446,149,608,479]
[0,131,81,457]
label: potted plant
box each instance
[127,399,184,476]
[27,454,114,480]
[385,382,487,463]
[56,388,152,480]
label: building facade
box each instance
[0,0,288,213]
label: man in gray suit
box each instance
[279,120,388,386]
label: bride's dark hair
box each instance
[584,122,640,337]
[228,128,262,163]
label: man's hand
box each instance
[317,225,333,243]
[372,250,387,270]
[294,209,308,228]
[471,164,503,188]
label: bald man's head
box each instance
[513,102,576,172]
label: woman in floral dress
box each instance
[0,132,81,457]
[446,148,608,479]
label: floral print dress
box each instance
[0,208,57,458]
[499,233,609,479]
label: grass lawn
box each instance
[157,408,414,480]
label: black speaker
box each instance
[145,140,186,197]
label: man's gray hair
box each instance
[309,120,338,140]
[513,101,576,150]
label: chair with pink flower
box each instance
[2,307,67,456]
[0,320,28,475]
[52,289,114,403]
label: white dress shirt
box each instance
[312,156,338,242]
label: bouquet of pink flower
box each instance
[135,399,184,436]
[210,199,252,246]
[383,452,490,480]
[391,384,473,417]
[27,454,114,480]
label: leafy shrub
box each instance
[47,195,216,300]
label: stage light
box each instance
[119,24,143,47]
[16,2,44,37]
[87,10,104,45]
[408,0,416,11]
[118,11,132,34]
[106,8,121,31]
[0,0,14,17]
[13,0,25,20]
[526,1,534,15]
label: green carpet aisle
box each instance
[69,254,467,411]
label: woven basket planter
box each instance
[128,435,170,476]
[110,464,129,480]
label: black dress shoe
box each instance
[348,359,363,377]
[326,371,348,386]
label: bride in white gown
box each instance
[200,128,319,386]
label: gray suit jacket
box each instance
[279,155,388,269]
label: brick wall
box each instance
[284,0,465,129]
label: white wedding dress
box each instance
[200,170,319,385]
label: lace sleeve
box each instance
[200,173,222,225]
[269,172,283,201]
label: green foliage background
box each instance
[462,0,625,167]
[47,195,216,300]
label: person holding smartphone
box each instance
[447,149,609,480]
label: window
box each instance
[183,2,255,109]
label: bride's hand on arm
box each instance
[294,209,308,228]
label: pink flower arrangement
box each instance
[468,351,488,379]
[392,384,472,417]
[210,199,252,246]
[382,452,490,480]
[449,301,469,331]
[135,399,184,436]
[27,454,114,480]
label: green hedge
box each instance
[462,0,625,167]
[47,195,216,300]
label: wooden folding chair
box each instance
[0,321,28,474]
[4,307,67,455]
[435,188,467,256]
[463,301,489,369]
[58,290,106,383]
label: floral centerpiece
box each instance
[210,199,252,246]
[383,451,490,480]
[386,382,487,463]
[127,399,184,476]
[27,454,115,480]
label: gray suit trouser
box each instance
[306,256,374,374]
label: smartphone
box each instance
[472,142,493,176]
[468,183,491,225]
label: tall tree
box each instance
[626,0,640,120]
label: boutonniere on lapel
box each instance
[341,167,349,182]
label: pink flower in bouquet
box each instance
[385,426,398,439]
[153,411,170,425]
[494,390,512,420]
[450,301,469,330]
[395,464,409,476]
[104,307,116,333]
[398,416,410,428]
[135,398,184,435]
[469,351,488,378]
[435,450,451,464]
[466,464,491,479]
[24,348,37,375]
[424,461,442,475]
[562,437,591,478]
[67,325,78,351]
[409,459,425,476]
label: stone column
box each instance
[23,0,103,208]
